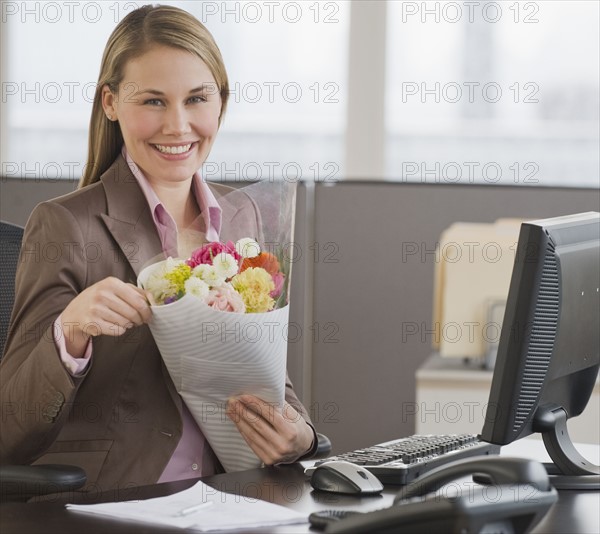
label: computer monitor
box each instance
[480,212,599,489]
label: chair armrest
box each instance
[0,464,87,502]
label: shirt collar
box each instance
[121,146,222,242]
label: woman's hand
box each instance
[60,276,152,356]
[226,395,315,465]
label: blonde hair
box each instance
[80,4,229,188]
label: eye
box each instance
[144,98,164,106]
[188,95,208,104]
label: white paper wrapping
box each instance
[138,262,289,473]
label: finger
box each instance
[238,397,302,426]
[236,398,306,442]
[227,399,276,446]
[133,296,152,322]
[227,404,279,464]
[82,284,141,332]
[280,402,304,425]
[98,293,147,327]
[238,396,306,436]
[237,395,281,426]
[228,400,301,465]
[236,397,306,450]
[227,398,268,429]
[127,282,147,296]
[126,283,154,316]
[80,316,131,338]
[145,291,157,307]
[241,399,313,461]
[109,284,152,324]
[88,308,135,336]
[117,282,152,312]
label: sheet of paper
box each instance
[66,480,307,531]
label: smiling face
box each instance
[102,45,222,188]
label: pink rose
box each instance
[270,272,285,299]
[187,241,241,268]
[206,284,246,313]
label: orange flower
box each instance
[241,252,280,275]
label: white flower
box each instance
[144,266,179,304]
[192,263,209,277]
[192,264,211,279]
[184,277,210,300]
[192,264,225,287]
[235,237,261,259]
[165,256,186,271]
[212,252,239,279]
[146,273,173,301]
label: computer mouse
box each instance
[310,460,384,495]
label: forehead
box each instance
[122,45,217,87]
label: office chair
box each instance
[0,221,87,502]
[0,221,23,355]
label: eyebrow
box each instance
[133,85,216,97]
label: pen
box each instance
[174,501,214,517]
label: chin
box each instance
[163,166,200,182]
[156,157,202,177]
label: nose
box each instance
[162,104,191,136]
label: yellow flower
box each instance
[164,263,192,294]
[231,267,275,313]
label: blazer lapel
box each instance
[99,155,164,277]
[98,156,182,417]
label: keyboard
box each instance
[310,434,500,485]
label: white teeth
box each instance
[154,143,192,155]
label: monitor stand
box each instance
[534,405,600,490]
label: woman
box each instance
[0,5,316,490]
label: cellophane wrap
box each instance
[137,180,297,472]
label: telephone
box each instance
[309,456,558,534]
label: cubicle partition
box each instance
[303,182,599,454]
[2,177,599,454]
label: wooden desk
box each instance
[1,441,598,534]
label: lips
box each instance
[153,143,195,155]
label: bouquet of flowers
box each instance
[137,181,296,473]
[144,237,286,312]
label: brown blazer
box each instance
[0,155,312,491]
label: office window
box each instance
[1,1,349,182]
[385,0,600,187]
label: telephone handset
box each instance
[309,456,558,534]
